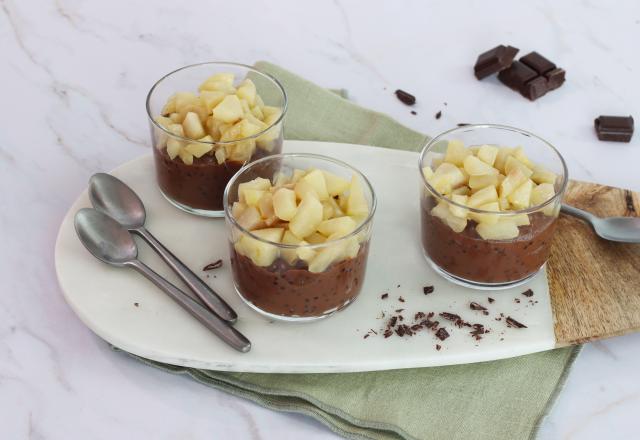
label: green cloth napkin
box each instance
[120,62,581,440]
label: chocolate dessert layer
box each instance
[153,142,281,211]
[230,244,369,318]
[421,196,557,284]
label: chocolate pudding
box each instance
[421,196,557,284]
[154,141,281,211]
[230,244,369,318]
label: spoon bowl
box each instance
[74,208,138,265]
[561,204,640,243]
[89,173,146,229]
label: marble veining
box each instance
[2,0,639,439]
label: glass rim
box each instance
[145,61,288,146]
[223,153,377,248]
[418,124,569,215]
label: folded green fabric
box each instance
[119,62,581,440]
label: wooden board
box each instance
[549,180,640,346]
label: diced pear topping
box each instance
[444,140,471,166]
[463,155,497,176]
[317,216,358,238]
[468,173,499,190]
[347,175,369,217]
[213,95,243,123]
[477,145,499,166]
[322,171,350,196]
[289,196,323,239]
[166,140,182,160]
[468,185,498,208]
[178,149,193,165]
[500,168,528,198]
[432,201,467,233]
[182,112,206,139]
[531,165,557,185]
[449,194,469,219]
[302,170,330,201]
[184,140,213,158]
[469,202,500,225]
[512,147,534,168]
[243,189,265,207]
[234,228,284,267]
[476,219,520,240]
[236,79,257,106]
[238,178,271,203]
[493,147,513,173]
[508,179,534,210]
[231,202,247,219]
[504,156,533,178]
[530,183,556,206]
[429,163,467,194]
[272,188,297,221]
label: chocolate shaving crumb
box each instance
[423,285,435,295]
[488,297,495,303]
[397,284,401,288]
[384,330,393,338]
[398,315,404,322]
[370,329,378,335]
[439,312,461,322]
[203,259,223,271]
[398,296,405,303]
[363,334,370,339]
[435,328,450,341]
[435,111,442,119]
[381,293,389,299]
[395,309,404,313]
[506,316,527,328]
[469,302,487,312]
[522,289,534,297]
[134,302,139,307]
[436,344,442,351]
[388,316,398,327]
[515,298,521,303]
[395,89,416,105]
[415,312,426,320]
[427,312,435,318]
[410,110,417,115]
[457,123,470,127]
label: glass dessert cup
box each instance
[419,124,568,290]
[146,62,287,217]
[224,154,376,322]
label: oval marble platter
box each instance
[55,141,554,373]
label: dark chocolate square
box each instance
[498,61,538,91]
[521,76,548,101]
[474,45,519,80]
[545,68,566,90]
[594,115,634,142]
[520,51,556,75]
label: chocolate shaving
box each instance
[423,285,435,295]
[414,312,426,320]
[435,328,450,341]
[395,89,416,106]
[384,330,393,338]
[203,259,223,271]
[398,296,405,303]
[381,293,389,299]
[395,309,404,313]
[522,289,534,297]
[370,329,378,335]
[363,334,370,339]
[457,123,470,127]
[134,302,139,307]
[435,111,442,119]
[488,297,495,303]
[388,316,398,328]
[439,312,461,322]
[436,344,442,351]
[469,302,487,312]
[506,316,527,328]
[411,110,417,115]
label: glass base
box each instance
[234,285,357,323]
[160,190,224,218]
[421,248,542,290]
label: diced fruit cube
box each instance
[258,192,275,218]
[291,169,306,183]
[239,178,271,203]
[468,185,498,207]
[512,147,533,168]
[166,139,182,160]
[174,92,199,112]
[231,202,246,218]
[244,189,265,207]
[302,170,329,201]
[295,179,319,201]
[468,173,499,190]
[202,73,235,86]
[463,155,497,176]
[477,145,499,166]
[214,148,226,164]
[511,214,531,226]
[308,242,345,273]
[182,112,206,139]
[322,201,334,220]
[305,232,327,244]
[430,163,467,194]
[531,165,557,185]
[296,245,317,264]
[289,196,323,238]
[444,140,471,166]
[504,156,533,178]
[236,206,264,230]
[154,116,173,129]
[322,171,350,196]
[530,183,556,206]
[347,175,369,217]
[200,90,226,112]
[469,202,500,225]
[431,201,467,233]
[272,188,297,221]
[498,195,510,211]
[449,194,469,218]
[451,186,470,196]
[317,216,357,238]
[236,79,257,106]
[184,140,213,158]
[213,95,243,123]
[500,168,528,198]
[422,166,434,180]
[280,230,302,264]
[235,228,284,267]
[178,149,193,165]
[493,147,513,173]
[476,219,520,240]
[507,179,533,209]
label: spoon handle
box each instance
[126,259,251,353]
[561,203,598,225]
[134,227,238,323]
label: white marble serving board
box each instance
[54,140,555,373]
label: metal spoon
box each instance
[88,173,237,323]
[74,208,250,353]
[561,204,640,243]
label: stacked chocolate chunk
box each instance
[474,45,566,101]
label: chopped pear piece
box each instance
[213,95,243,123]
[449,194,469,219]
[444,139,471,166]
[468,173,499,190]
[511,214,531,226]
[174,92,199,113]
[236,79,257,106]
[493,147,513,173]
[184,140,213,158]
[235,228,284,267]
[530,183,556,206]
[302,170,329,201]
[154,115,173,129]
[289,196,323,238]
[531,165,557,185]
[468,185,498,208]
[238,178,271,203]
[317,216,358,238]
[290,169,306,184]
[498,195,510,211]
[451,186,470,196]
[326,197,344,217]
[214,147,226,164]
[308,242,346,273]
[347,175,369,217]
[295,179,319,201]
[272,188,297,221]
[243,189,265,207]
[512,147,534,168]
[322,171,350,196]
[258,192,275,218]
[166,140,182,160]
[236,206,263,230]
[322,201,334,220]
[469,202,500,225]
[272,172,290,188]
[202,73,234,86]
[280,230,302,264]
[305,232,327,244]
[504,156,533,178]
[500,168,528,198]
[231,202,247,219]
[430,163,467,194]
[476,219,520,240]
[463,155,497,176]
[477,145,499,166]
[508,179,533,209]
[178,149,193,165]
[422,166,434,180]
[200,90,226,112]
[431,201,467,233]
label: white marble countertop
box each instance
[2,0,639,438]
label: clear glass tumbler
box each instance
[224,153,376,322]
[146,62,287,217]
[419,124,568,289]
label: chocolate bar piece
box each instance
[545,68,566,90]
[522,76,548,101]
[520,51,556,75]
[498,61,537,91]
[594,116,634,142]
[474,45,519,80]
